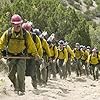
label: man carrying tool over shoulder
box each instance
[0,14,39,95]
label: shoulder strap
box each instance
[62,47,65,54]
[74,48,76,53]
[90,54,92,62]
[22,29,27,55]
[7,28,12,45]
[32,34,37,43]
[40,38,43,42]
[5,28,12,56]
[22,29,27,40]
[53,45,55,51]
[97,52,100,63]
[97,52,99,58]
[53,45,56,57]
[58,49,60,57]
[58,48,64,55]
[96,52,100,63]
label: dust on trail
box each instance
[0,72,100,100]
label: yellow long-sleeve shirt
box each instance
[66,45,75,60]
[32,34,43,58]
[73,48,83,59]
[41,38,51,57]
[49,45,58,59]
[58,47,68,63]
[87,54,100,65]
[0,28,38,57]
[81,50,89,61]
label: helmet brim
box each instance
[11,20,23,25]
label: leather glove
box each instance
[35,55,40,61]
[53,59,56,63]
[48,57,52,63]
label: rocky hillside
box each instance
[61,0,100,24]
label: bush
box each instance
[65,18,91,47]
[73,3,81,10]
[95,0,100,5]
[0,0,91,46]
[89,25,100,49]
[95,5,100,16]
[67,0,74,5]
[83,0,93,6]
[74,0,81,4]
[84,10,96,21]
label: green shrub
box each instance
[73,3,81,10]
[83,0,93,6]
[95,0,100,5]
[74,0,81,4]
[0,0,91,46]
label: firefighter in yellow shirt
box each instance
[81,46,89,76]
[0,14,39,95]
[40,35,51,86]
[87,48,100,80]
[64,41,75,77]
[37,33,51,86]
[47,39,58,79]
[86,46,91,54]
[22,22,43,89]
[57,40,67,79]
[73,43,83,77]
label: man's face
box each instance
[76,46,80,49]
[60,44,64,49]
[92,51,97,56]
[82,47,86,51]
[12,23,21,32]
[87,49,90,51]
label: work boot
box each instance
[18,91,25,96]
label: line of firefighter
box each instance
[22,22,100,82]
[0,14,100,95]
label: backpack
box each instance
[40,37,43,43]
[90,52,100,63]
[31,33,37,43]
[5,28,27,55]
[7,28,27,45]
[74,48,81,53]
[40,38,47,55]
[66,45,71,58]
[49,45,56,57]
[49,45,55,51]
[58,47,65,57]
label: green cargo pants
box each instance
[90,64,100,80]
[74,59,82,77]
[41,55,48,85]
[66,59,71,77]
[26,59,37,89]
[35,60,42,85]
[8,59,26,92]
[81,60,89,76]
[57,59,66,79]
[48,58,57,79]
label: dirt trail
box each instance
[0,71,100,100]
